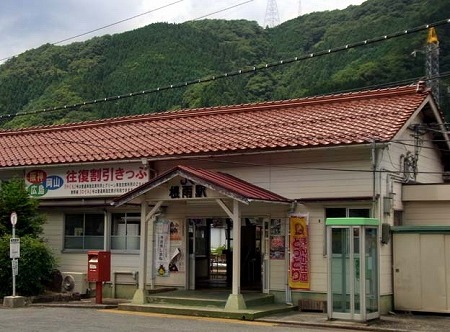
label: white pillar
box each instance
[231,200,241,295]
[131,201,162,304]
[225,200,246,310]
[131,202,149,304]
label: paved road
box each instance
[0,307,356,332]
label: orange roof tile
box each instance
[0,85,433,167]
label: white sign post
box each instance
[3,213,25,308]
[10,212,18,297]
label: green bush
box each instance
[0,235,56,298]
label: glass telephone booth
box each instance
[326,218,380,321]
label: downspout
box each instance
[286,201,297,305]
[371,140,377,218]
[286,214,292,305]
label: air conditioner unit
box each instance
[61,272,88,294]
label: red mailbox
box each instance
[88,251,111,282]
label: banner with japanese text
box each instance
[289,215,310,289]
[25,164,148,198]
[154,220,170,277]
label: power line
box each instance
[1,18,449,122]
[1,0,255,63]
[315,71,450,97]
[52,0,185,45]
[192,0,254,21]
[0,1,184,63]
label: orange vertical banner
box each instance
[289,215,310,289]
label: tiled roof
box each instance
[113,165,292,206]
[0,85,433,167]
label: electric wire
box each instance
[52,0,185,46]
[0,18,449,177]
[0,18,449,121]
[192,0,254,21]
[0,1,184,63]
[0,0,255,63]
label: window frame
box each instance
[323,206,371,256]
[63,213,105,251]
[110,212,141,253]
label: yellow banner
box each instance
[289,216,310,289]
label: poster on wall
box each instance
[169,220,184,272]
[288,215,310,290]
[270,218,284,235]
[270,235,285,260]
[154,219,170,277]
[170,221,182,241]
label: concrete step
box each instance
[118,302,297,320]
[146,291,276,309]
[147,294,225,308]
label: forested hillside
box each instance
[0,0,449,129]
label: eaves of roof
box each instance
[112,165,292,206]
[0,85,439,168]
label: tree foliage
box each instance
[0,178,45,237]
[0,0,449,128]
[0,179,56,298]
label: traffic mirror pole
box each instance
[10,212,18,297]
[12,225,16,297]
[4,211,25,308]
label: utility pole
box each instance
[426,27,440,106]
[264,0,280,28]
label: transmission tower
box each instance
[298,0,302,16]
[264,0,280,28]
[426,27,440,106]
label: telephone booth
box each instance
[326,218,380,321]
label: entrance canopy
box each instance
[111,165,291,309]
[111,165,292,207]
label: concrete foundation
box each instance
[224,294,246,311]
[3,296,26,308]
[131,289,148,304]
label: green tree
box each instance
[0,178,45,237]
[0,178,57,298]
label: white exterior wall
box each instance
[159,146,375,200]
[403,201,450,226]
[154,147,375,294]
[402,184,450,226]
[42,209,141,274]
[376,124,445,297]
[38,146,375,295]
[36,135,445,302]
[379,124,444,214]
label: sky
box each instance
[0,0,366,62]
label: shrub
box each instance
[0,235,56,298]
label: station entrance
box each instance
[188,217,263,290]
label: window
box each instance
[64,214,104,250]
[325,207,371,255]
[111,213,140,251]
[326,208,370,219]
